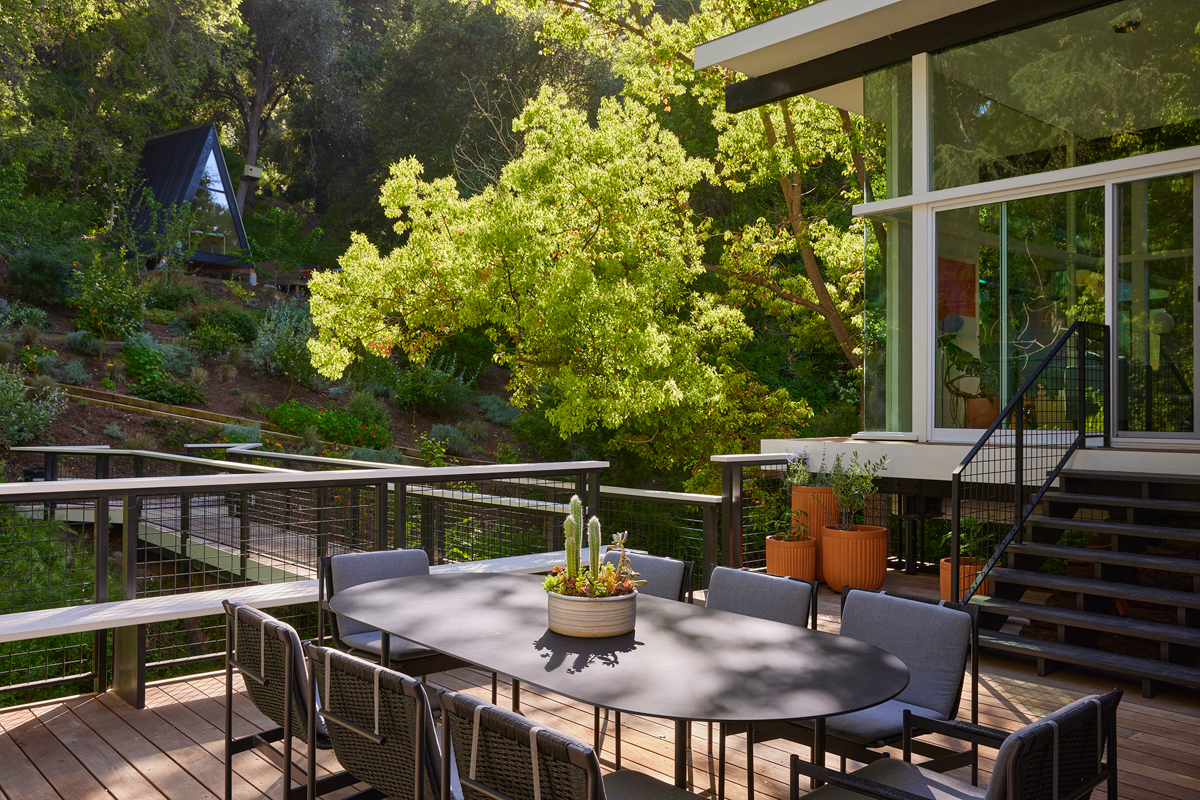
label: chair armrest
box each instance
[904,711,1008,748]
[790,755,930,800]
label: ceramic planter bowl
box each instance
[821,524,888,592]
[764,535,817,581]
[546,590,637,637]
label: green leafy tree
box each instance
[309,89,810,471]
[67,255,148,359]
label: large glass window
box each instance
[935,188,1104,429]
[863,60,913,200]
[931,0,1200,191]
[190,149,238,255]
[863,209,913,431]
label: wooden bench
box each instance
[0,549,600,708]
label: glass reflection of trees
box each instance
[190,187,238,254]
[932,0,1200,190]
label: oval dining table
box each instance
[328,572,909,789]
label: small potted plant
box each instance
[939,516,993,601]
[818,452,889,592]
[544,496,644,637]
[774,451,833,582]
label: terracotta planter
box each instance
[546,590,637,638]
[821,524,888,593]
[939,557,990,601]
[791,486,837,583]
[765,535,817,581]
[965,397,1001,429]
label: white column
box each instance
[910,53,932,440]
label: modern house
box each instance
[133,123,252,273]
[697,0,1200,694]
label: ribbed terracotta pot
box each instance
[546,591,637,638]
[765,535,817,581]
[939,557,990,601]
[821,524,888,592]
[791,486,837,583]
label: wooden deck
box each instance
[1,573,1198,800]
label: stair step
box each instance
[1045,492,1200,515]
[979,631,1200,690]
[1006,542,1200,575]
[970,596,1200,646]
[987,567,1200,610]
[1060,469,1200,488]
[1024,515,1200,543]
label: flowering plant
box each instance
[543,496,643,598]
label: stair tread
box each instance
[971,596,1200,644]
[988,567,1200,608]
[1007,542,1200,574]
[1060,469,1200,487]
[1025,515,1200,542]
[979,631,1200,687]
[1046,492,1200,514]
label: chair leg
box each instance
[718,723,726,800]
[615,711,622,769]
[594,706,601,752]
[512,678,520,712]
[746,723,754,800]
[491,672,498,705]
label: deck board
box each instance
[1,574,1198,800]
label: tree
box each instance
[308,89,810,470]
[474,0,873,369]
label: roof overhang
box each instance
[694,0,1112,113]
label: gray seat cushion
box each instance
[840,591,972,722]
[806,757,987,800]
[603,769,698,799]
[340,631,439,662]
[705,566,812,627]
[824,700,946,746]
[602,551,686,601]
[329,549,430,638]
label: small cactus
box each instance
[588,516,601,575]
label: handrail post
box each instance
[1077,327,1087,449]
[114,493,146,708]
[374,483,388,551]
[720,462,743,569]
[93,494,109,694]
[586,468,601,521]
[1102,324,1112,447]
[950,475,961,602]
[702,504,719,588]
[1014,401,1025,528]
[238,492,250,580]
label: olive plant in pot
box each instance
[771,451,831,582]
[817,452,889,592]
[543,496,644,637]
[939,516,993,601]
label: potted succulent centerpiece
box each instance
[768,451,828,582]
[939,516,993,601]
[544,496,644,638]
[818,452,889,592]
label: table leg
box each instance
[379,632,390,666]
[812,717,826,790]
[674,719,688,788]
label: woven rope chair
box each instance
[592,551,694,769]
[789,687,1122,800]
[305,643,443,800]
[439,689,699,800]
[222,601,358,800]
[702,567,818,800]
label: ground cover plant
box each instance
[267,399,391,449]
[122,339,205,405]
[0,365,66,446]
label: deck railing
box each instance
[950,321,1109,602]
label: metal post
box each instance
[720,463,743,569]
[1102,325,1112,447]
[1014,402,1025,550]
[96,453,109,480]
[238,491,250,580]
[114,493,145,708]
[586,469,601,521]
[317,486,328,559]
[393,481,406,549]
[93,494,109,693]
[375,483,388,551]
[1077,328,1088,448]
[702,504,719,588]
[950,476,961,603]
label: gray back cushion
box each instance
[840,591,971,720]
[985,693,1110,800]
[705,566,812,627]
[602,551,686,601]
[330,549,430,637]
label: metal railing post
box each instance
[93,494,109,693]
[1102,325,1112,448]
[702,504,719,588]
[950,476,961,602]
[1077,328,1087,449]
[1014,403,1025,527]
[393,481,406,549]
[586,469,601,521]
[238,492,250,580]
[317,486,328,559]
[114,493,146,708]
[375,483,388,551]
[96,453,109,481]
[720,462,743,569]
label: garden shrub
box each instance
[458,420,488,441]
[249,298,317,386]
[121,341,205,405]
[348,390,390,429]
[8,245,73,304]
[1,301,49,331]
[431,329,495,378]
[476,394,521,426]
[347,446,410,465]
[68,256,146,344]
[219,422,261,444]
[191,322,240,359]
[344,350,401,394]
[161,343,199,378]
[266,400,391,449]
[60,360,90,386]
[394,358,476,415]
[417,432,447,467]
[34,350,60,376]
[64,329,103,357]
[104,423,126,440]
[430,424,474,457]
[0,365,66,446]
[17,344,56,375]
[174,301,257,344]
[145,277,202,311]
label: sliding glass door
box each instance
[1115,172,1198,436]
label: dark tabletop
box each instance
[329,572,909,723]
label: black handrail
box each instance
[949,321,1109,602]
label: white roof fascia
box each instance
[693,0,992,77]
